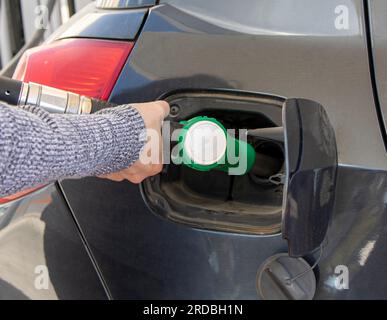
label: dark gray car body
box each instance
[0,0,386,299]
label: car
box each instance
[0,0,386,300]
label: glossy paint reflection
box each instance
[316,167,387,299]
[0,185,107,299]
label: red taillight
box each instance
[0,38,133,205]
[14,38,134,100]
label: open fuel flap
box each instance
[141,90,337,257]
[281,98,337,257]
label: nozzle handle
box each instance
[0,76,116,114]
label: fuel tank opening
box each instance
[142,89,285,235]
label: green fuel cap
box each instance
[176,116,256,175]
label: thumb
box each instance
[156,100,170,119]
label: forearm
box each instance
[0,102,146,197]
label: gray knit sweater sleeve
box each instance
[0,102,146,197]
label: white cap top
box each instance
[184,120,227,165]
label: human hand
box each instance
[99,100,170,183]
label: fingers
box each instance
[127,175,144,184]
[99,173,125,182]
[101,162,162,184]
[156,100,170,118]
[124,162,162,177]
[108,163,162,185]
